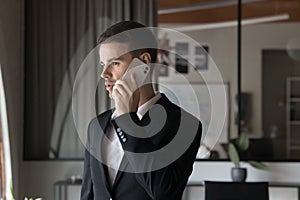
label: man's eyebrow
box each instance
[100,56,121,65]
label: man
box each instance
[81,21,202,200]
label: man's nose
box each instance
[100,65,111,79]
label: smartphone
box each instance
[121,58,151,88]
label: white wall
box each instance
[241,23,300,137]
[184,23,300,138]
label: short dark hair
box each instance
[97,21,157,63]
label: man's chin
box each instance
[108,92,113,99]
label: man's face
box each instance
[99,42,133,96]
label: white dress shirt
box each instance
[105,92,162,186]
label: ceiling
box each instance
[158,0,300,24]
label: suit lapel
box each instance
[113,155,130,187]
[96,110,114,192]
[97,109,113,134]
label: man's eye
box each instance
[111,62,120,66]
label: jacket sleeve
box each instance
[111,109,202,199]
[80,122,94,200]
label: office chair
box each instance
[205,181,269,200]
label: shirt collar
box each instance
[111,92,161,120]
[137,92,161,119]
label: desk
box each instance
[186,181,300,200]
[54,180,82,200]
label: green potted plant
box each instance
[228,133,268,182]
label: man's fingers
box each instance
[112,84,122,98]
[115,80,134,96]
[112,84,123,99]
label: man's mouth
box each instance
[105,82,115,91]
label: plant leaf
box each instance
[248,160,268,170]
[10,180,15,200]
[236,133,249,151]
[228,143,240,167]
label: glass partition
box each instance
[158,0,238,159]
[242,0,300,160]
[158,0,300,161]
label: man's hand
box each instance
[112,74,140,116]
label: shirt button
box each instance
[118,131,123,136]
[122,138,127,142]
[116,127,121,132]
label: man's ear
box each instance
[139,52,151,64]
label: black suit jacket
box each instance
[81,94,202,200]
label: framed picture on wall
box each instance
[195,45,209,70]
[175,42,189,74]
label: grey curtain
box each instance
[25,0,157,159]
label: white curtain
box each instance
[0,66,13,199]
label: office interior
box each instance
[1,0,300,199]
